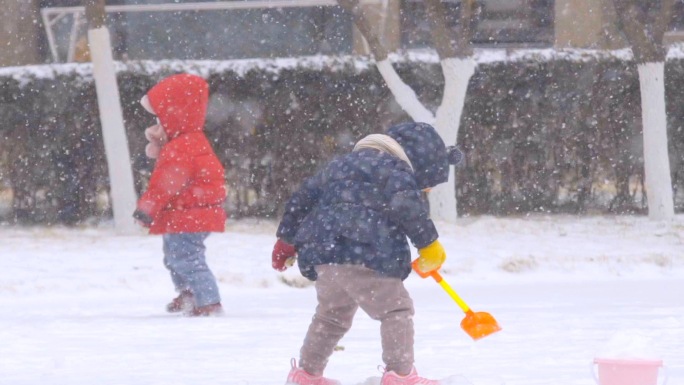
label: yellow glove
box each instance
[413,240,446,278]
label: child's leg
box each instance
[163,234,187,292]
[299,265,359,376]
[162,232,221,307]
[341,266,415,375]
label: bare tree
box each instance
[337,0,478,222]
[607,0,675,219]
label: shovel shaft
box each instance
[431,271,471,314]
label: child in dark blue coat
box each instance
[272,122,463,385]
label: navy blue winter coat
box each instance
[276,122,456,281]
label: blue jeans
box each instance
[163,232,221,307]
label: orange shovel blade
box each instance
[461,309,502,341]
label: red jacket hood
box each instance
[146,74,208,139]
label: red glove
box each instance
[272,239,296,271]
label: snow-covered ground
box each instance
[1,215,683,385]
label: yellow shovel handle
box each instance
[430,271,471,314]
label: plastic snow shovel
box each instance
[412,260,501,341]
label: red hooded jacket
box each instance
[137,74,226,234]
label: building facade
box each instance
[0,0,43,66]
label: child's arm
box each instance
[384,170,446,275]
[136,149,192,221]
[275,170,325,244]
[172,159,226,209]
[384,169,439,249]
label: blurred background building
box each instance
[1,0,683,65]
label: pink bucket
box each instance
[593,358,666,385]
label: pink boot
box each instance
[381,366,440,385]
[187,303,224,317]
[286,359,341,385]
[166,290,193,313]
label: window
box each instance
[400,0,554,48]
[120,1,353,60]
[42,0,353,61]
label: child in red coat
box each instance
[134,73,226,317]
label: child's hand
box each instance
[144,124,168,159]
[133,209,153,228]
[413,240,446,278]
[272,239,297,271]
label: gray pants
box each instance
[300,264,415,376]
[163,233,221,307]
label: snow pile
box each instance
[5,45,684,86]
[596,330,661,361]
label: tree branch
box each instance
[336,0,434,123]
[613,0,664,63]
[652,0,675,45]
[458,0,477,55]
[599,0,629,48]
[337,0,389,61]
[425,0,458,59]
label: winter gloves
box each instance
[413,240,446,277]
[272,239,297,271]
[133,209,153,227]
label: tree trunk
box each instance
[374,60,435,123]
[611,0,675,219]
[429,58,476,222]
[637,62,674,219]
[425,0,476,223]
[86,0,138,233]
